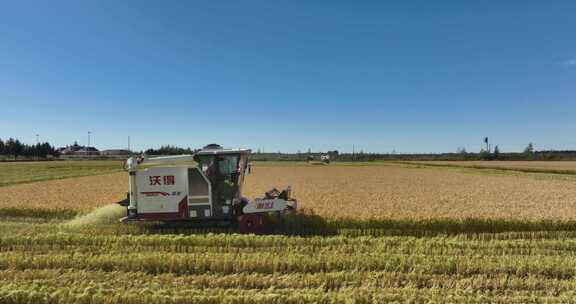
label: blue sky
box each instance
[1,1,575,153]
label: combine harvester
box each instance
[118,144,297,233]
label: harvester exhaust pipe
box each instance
[126,156,138,219]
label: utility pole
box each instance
[35,134,39,160]
[128,136,131,152]
[88,131,91,148]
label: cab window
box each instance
[218,155,238,175]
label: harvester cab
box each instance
[120,144,296,233]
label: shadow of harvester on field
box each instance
[131,211,576,237]
[265,208,338,235]
[141,209,338,236]
[50,203,576,237]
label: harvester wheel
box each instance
[239,214,264,234]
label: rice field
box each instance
[243,164,576,220]
[3,221,576,303]
[1,161,576,303]
[2,162,576,220]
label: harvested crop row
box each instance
[1,283,573,304]
[3,269,576,294]
[3,237,576,303]
[2,250,576,277]
[4,233,576,257]
[3,221,576,303]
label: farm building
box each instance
[57,142,99,156]
[100,149,131,156]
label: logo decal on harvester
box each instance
[140,192,170,196]
[140,191,182,197]
[149,175,175,186]
[255,200,274,209]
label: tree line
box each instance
[2,138,574,161]
[250,143,576,162]
[0,138,56,159]
[145,145,196,155]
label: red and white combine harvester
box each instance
[119,144,297,233]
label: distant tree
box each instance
[493,145,500,160]
[479,149,491,160]
[524,143,534,154]
[145,145,194,155]
[543,150,555,160]
[0,138,55,159]
[523,143,535,160]
[456,147,467,154]
[5,138,16,158]
[14,139,23,159]
[38,142,55,157]
[21,144,31,158]
[4,138,12,156]
[328,150,338,156]
[34,143,42,157]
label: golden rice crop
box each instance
[2,227,576,303]
[243,164,576,220]
[3,162,576,304]
[0,172,126,211]
[2,163,576,220]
